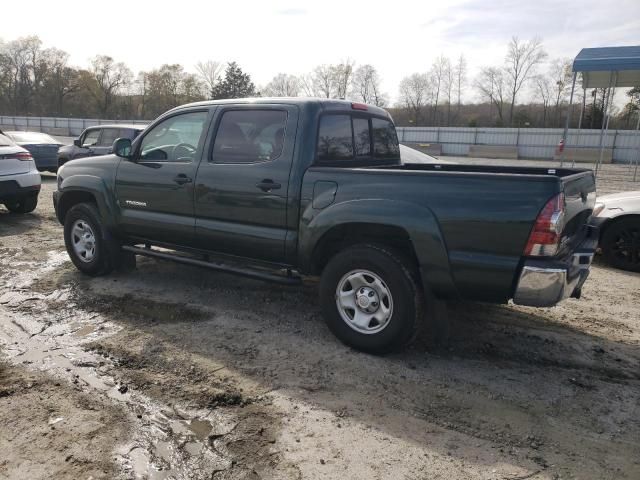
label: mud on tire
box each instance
[63,202,124,276]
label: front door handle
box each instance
[256,179,281,192]
[173,174,192,185]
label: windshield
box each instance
[6,131,58,144]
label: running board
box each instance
[122,245,302,286]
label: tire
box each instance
[64,202,119,276]
[4,195,38,214]
[601,218,640,272]
[319,244,424,354]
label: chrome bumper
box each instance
[513,228,598,307]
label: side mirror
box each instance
[113,138,133,158]
[73,138,81,147]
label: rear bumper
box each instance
[513,226,598,307]
[0,177,41,202]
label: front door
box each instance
[194,105,298,263]
[92,127,120,156]
[115,109,212,245]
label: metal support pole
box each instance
[573,86,587,167]
[561,72,577,167]
[634,112,640,182]
[595,72,615,176]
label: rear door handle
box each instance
[173,174,192,185]
[256,179,281,192]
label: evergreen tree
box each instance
[211,62,256,99]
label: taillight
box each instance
[15,152,33,161]
[524,193,565,256]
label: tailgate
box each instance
[560,170,596,252]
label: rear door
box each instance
[194,104,299,263]
[115,108,213,245]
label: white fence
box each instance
[0,115,148,137]
[1,115,639,164]
[396,127,640,164]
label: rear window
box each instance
[372,118,400,158]
[0,134,14,147]
[6,132,57,144]
[316,114,399,164]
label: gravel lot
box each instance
[0,162,639,480]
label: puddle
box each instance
[188,419,213,442]
[0,250,234,479]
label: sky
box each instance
[3,0,640,105]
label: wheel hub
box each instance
[335,270,393,335]
[356,287,379,313]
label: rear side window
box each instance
[372,118,400,158]
[316,115,353,161]
[211,110,287,164]
[98,128,119,146]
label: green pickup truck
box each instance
[53,98,598,353]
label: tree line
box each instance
[1,35,638,129]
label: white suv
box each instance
[0,132,41,213]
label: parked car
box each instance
[0,133,41,213]
[53,98,598,353]
[591,191,640,272]
[57,124,146,169]
[1,131,62,173]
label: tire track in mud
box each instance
[0,251,300,480]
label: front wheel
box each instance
[4,195,38,214]
[64,203,118,276]
[319,244,424,354]
[601,218,640,272]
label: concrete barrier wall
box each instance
[1,115,638,164]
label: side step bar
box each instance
[122,245,302,286]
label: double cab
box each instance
[53,98,598,353]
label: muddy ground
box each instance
[0,168,639,480]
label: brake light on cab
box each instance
[351,103,368,111]
[524,193,565,256]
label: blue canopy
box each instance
[573,46,640,88]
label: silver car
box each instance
[0,133,41,213]
[591,191,640,272]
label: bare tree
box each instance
[398,73,429,125]
[331,59,355,99]
[263,73,300,96]
[443,58,454,126]
[196,60,223,99]
[454,54,467,123]
[88,55,132,116]
[504,36,547,125]
[430,56,448,125]
[475,67,508,125]
[535,75,552,127]
[352,64,386,106]
[311,65,334,98]
[549,58,573,126]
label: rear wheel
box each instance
[601,218,640,272]
[4,195,38,214]
[319,244,424,354]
